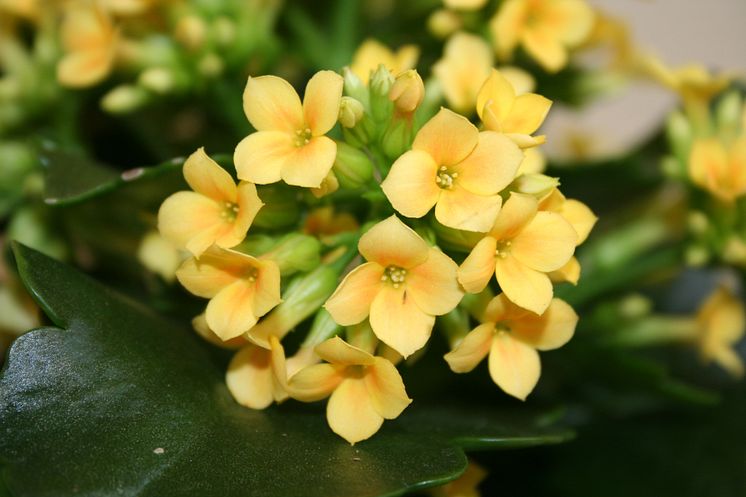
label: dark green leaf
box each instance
[1,244,571,497]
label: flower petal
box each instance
[510,298,578,350]
[315,336,375,366]
[381,150,440,218]
[303,70,344,136]
[175,246,256,297]
[444,323,495,373]
[495,254,553,314]
[407,248,463,316]
[549,256,581,285]
[183,147,237,202]
[365,357,412,419]
[253,258,282,317]
[242,75,303,132]
[458,236,497,294]
[206,280,258,340]
[327,377,383,444]
[488,331,541,400]
[226,345,274,409]
[490,0,526,60]
[502,93,552,135]
[230,182,264,244]
[413,108,479,166]
[158,191,226,257]
[511,211,577,272]
[358,216,430,268]
[281,136,337,188]
[476,69,516,123]
[490,192,538,240]
[560,199,597,244]
[435,185,503,233]
[369,286,435,358]
[455,131,524,195]
[324,262,383,326]
[550,0,595,46]
[234,131,292,185]
[287,363,343,402]
[689,138,729,200]
[521,28,568,73]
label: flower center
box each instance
[294,127,313,147]
[380,265,407,289]
[435,166,458,189]
[495,239,512,259]
[242,266,259,283]
[220,201,239,221]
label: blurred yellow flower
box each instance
[382,108,523,232]
[433,32,493,114]
[158,148,263,257]
[325,216,463,358]
[688,136,746,203]
[234,70,344,188]
[429,460,487,497]
[696,287,745,378]
[349,38,419,83]
[137,230,182,282]
[458,192,577,314]
[443,0,487,10]
[643,55,730,110]
[490,0,595,73]
[288,336,411,444]
[445,293,577,399]
[227,336,289,409]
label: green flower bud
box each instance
[381,118,414,159]
[617,294,653,319]
[687,210,709,236]
[716,90,743,137]
[685,244,710,267]
[666,110,693,165]
[343,67,369,108]
[338,96,365,128]
[369,64,394,122]
[138,67,176,94]
[427,9,461,39]
[509,173,560,198]
[302,308,341,348]
[333,141,374,189]
[101,85,149,114]
[432,222,482,253]
[262,233,322,276]
[253,185,300,228]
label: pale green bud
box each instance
[427,9,461,39]
[685,245,710,267]
[198,53,224,77]
[262,233,321,276]
[716,90,743,137]
[666,110,693,165]
[381,118,413,159]
[509,173,560,198]
[617,294,653,319]
[212,17,236,47]
[138,67,176,94]
[369,64,395,122]
[687,210,709,235]
[101,85,149,114]
[338,96,365,128]
[343,67,369,108]
[253,185,300,228]
[302,309,341,348]
[432,223,483,253]
[174,15,207,51]
[332,141,374,189]
[346,321,377,354]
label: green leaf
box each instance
[1,244,571,497]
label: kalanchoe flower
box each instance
[688,136,746,203]
[226,336,290,409]
[432,32,493,114]
[349,38,419,84]
[696,287,745,378]
[234,70,344,188]
[382,108,524,232]
[458,192,577,315]
[176,246,281,341]
[445,293,577,400]
[287,336,412,444]
[325,216,463,358]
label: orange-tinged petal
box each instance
[183,147,237,202]
[476,70,516,122]
[455,131,524,195]
[226,345,275,409]
[488,331,541,400]
[413,108,479,167]
[325,262,383,326]
[358,216,430,268]
[185,225,230,258]
[381,150,440,218]
[407,248,463,316]
[369,285,435,358]
[482,293,514,323]
[435,186,503,233]
[253,258,282,317]
[560,199,597,244]
[175,247,252,297]
[495,254,553,314]
[394,45,420,74]
[288,363,344,402]
[490,192,538,240]
[242,75,303,132]
[521,28,567,73]
[689,138,729,200]
[206,280,258,340]
[510,298,578,350]
[303,70,344,136]
[327,377,383,444]
[231,181,264,242]
[549,256,581,285]
[511,211,577,272]
[281,136,337,188]
[234,131,292,185]
[158,191,225,257]
[365,357,412,419]
[502,93,553,135]
[444,323,495,373]
[729,138,746,196]
[315,336,375,366]
[458,236,497,294]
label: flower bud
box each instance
[618,294,653,319]
[381,118,414,159]
[685,245,710,267]
[666,110,693,165]
[302,309,341,348]
[723,236,746,267]
[343,67,369,106]
[509,173,560,198]
[432,223,483,253]
[716,90,743,137]
[311,170,340,198]
[369,64,395,122]
[260,233,321,276]
[198,53,224,77]
[138,67,176,95]
[338,96,365,128]
[389,69,424,114]
[174,15,207,50]
[687,210,709,235]
[427,9,461,39]
[101,85,148,114]
[253,185,300,228]
[212,16,236,47]
[332,141,374,189]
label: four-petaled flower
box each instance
[325,216,464,358]
[432,32,494,114]
[349,38,419,84]
[234,70,344,188]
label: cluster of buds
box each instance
[156,53,596,444]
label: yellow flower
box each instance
[158,147,263,257]
[696,287,745,378]
[382,108,523,232]
[445,293,577,399]
[642,55,730,110]
[57,2,119,87]
[429,460,487,497]
[490,0,595,73]
[433,32,493,114]
[175,245,281,341]
[325,216,463,358]
[137,230,183,282]
[234,70,344,188]
[476,69,553,148]
[192,313,247,349]
[288,336,411,444]
[227,336,291,409]
[688,136,746,203]
[458,192,577,314]
[349,38,419,84]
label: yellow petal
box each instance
[206,280,258,340]
[324,262,384,326]
[350,39,395,84]
[230,182,264,244]
[482,292,515,323]
[381,150,440,218]
[281,136,337,188]
[506,133,546,149]
[698,288,746,354]
[490,192,538,240]
[365,357,412,419]
[712,347,745,378]
[252,258,282,317]
[413,108,479,167]
[315,336,375,366]
[729,138,746,196]
[435,186,503,233]
[327,377,383,444]
[488,331,541,400]
[490,0,526,60]
[157,191,226,257]
[407,248,463,316]
[476,69,516,123]
[58,48,115,88]
[369,286,435,358]
[495,254,553,314]
[522,28,568,73]
[458,236,497,294]
[549,256,581,285]
[175,246,255,297]
[501,66,536,95]
[303,70,344,136]
[268,336,289,402]
[226,345,274,409]
[689,138,730,201]
[192,313,247,349]
[455,131,524,195]
[287,363,343,402]
[509,298,578,350]
[502,93,553,135]
[517,147,546,175]
[394,45,420,74]
[358,216,430,268]
[550,0,595,46]
[184,225,228,260]
[242,75,303,132]
[560,199,597,244]
[511,211,577,272]
[183,147,236,202]
[444,323,495,373]
[234,131,292,185]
